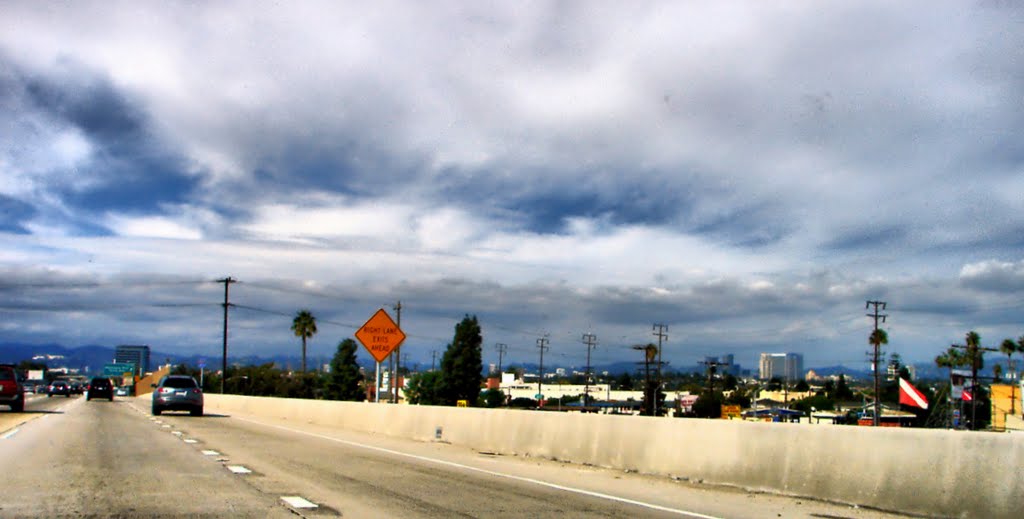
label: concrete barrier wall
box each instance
[200,394,1022,518]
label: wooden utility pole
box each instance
[866,301,887,426]
[536,337,549,407]
[217,277,236,394]
[582,333,597,407]
[652,324,668,415]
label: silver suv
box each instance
[151,375,204,416]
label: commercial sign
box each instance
[354,308,406,363]
[721,405,742,419]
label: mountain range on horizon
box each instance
[0,341,963,381]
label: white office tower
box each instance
[759,353,804,381]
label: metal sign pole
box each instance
[375,361,381,403]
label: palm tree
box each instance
[935,347,965,428]
[1002,338,1021,414]
[291,310,318,373]
[868,328,888,426]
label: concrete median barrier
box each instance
[201,394,1021,518]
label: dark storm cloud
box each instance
[0,194,35,234]
[14,60,199,216]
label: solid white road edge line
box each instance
[233,416,722,519]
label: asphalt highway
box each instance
[0,394,910,518]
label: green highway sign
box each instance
[103,363,136,377]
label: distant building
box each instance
[702,354,741,376]
[115,345,151,375]
[759,353,803,381]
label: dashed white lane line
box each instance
[235,416,722,519]
[184,439,198,444]
[226,465,252,474]
[171,431,183,436]
[161,424,172,428]
[201,450,220,456]
[281,496,318,509]
[1,427,20,440]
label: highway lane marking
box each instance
[281,496,318,509]
[235,417,723,519]
[202,450,221,456]
[227,465,252,474]
[1,427,20,440]
[184,439,198,443]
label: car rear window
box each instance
[0,370,14,381]
[91,378,110,387]
[162,377,197,389]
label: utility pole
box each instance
[582,333,597,407]
[217,277,236,394]
[953,332,996,430]
[652,324,668,416]
[392,301,402,403]
[536,337,549,407]
[495,343,508,374]
[431,350,438,371]
[866,300,887,426]
[700,358,730,395]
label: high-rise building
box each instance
[759,353,803,381]
[115,345,151,375]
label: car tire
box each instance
[47,394,52,398]
[190,407,203,417]
[109,396,113,401]
[11,400,23,412]
[152,406,162,416]
[86,395,91,401]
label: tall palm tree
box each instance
[1002,338,1020,414]
[935,346,965,428]
[868,328,888,426]
[291,310,318,373]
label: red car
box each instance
[0,364,25,412]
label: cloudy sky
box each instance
[1,1,1022,373]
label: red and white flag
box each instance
[899,378,929,409]
[962,390,973,402]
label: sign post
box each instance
[354,309,406,403]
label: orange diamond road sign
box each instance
[354,308,406,363]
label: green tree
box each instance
[794,379,810,392]
[291,309,318,373]
[614,371,634,390]
[479,388,505,408]
[691,391,723,418]
[325,338,364,401]
[406,370,444,405]
[835,374,855,401]
[439,315,483,406]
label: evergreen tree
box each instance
[835,374,855,401]
[439,315,484,406]
[325,338,364,401]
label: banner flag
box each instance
[899,378,929,409]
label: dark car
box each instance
[70,381,84,394]
[87,377,114,401]
[48,380,71,397]
[152,375,203,416]
[0,364,24,412]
